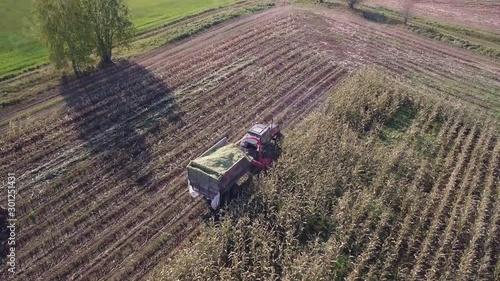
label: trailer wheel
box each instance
[222,191,231,207]
[230,184,239,198]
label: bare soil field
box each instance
[366,0,500,33]
[0,4,499,280]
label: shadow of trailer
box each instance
[187,137,252,209]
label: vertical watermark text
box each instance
[6,173,16,274]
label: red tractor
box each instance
[239,123,281,169]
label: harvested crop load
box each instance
[190,144,250,179]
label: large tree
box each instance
[33,0,134,74]
[33,0,93,75]
[84,0,134,64]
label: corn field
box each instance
[151,68,499,281]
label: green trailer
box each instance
[187,137,252,209]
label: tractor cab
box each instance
[239,123,280,160]
[241,123,279,147]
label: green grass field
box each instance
[128,0,238,31]
[0,0,239,80]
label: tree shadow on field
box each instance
[358,9,401,25]
[61,61,181,189]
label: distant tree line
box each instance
[33,0,134,75]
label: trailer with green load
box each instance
[187,137,252,209]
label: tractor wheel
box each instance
[274,132,284,142]
[222,191,231,207]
